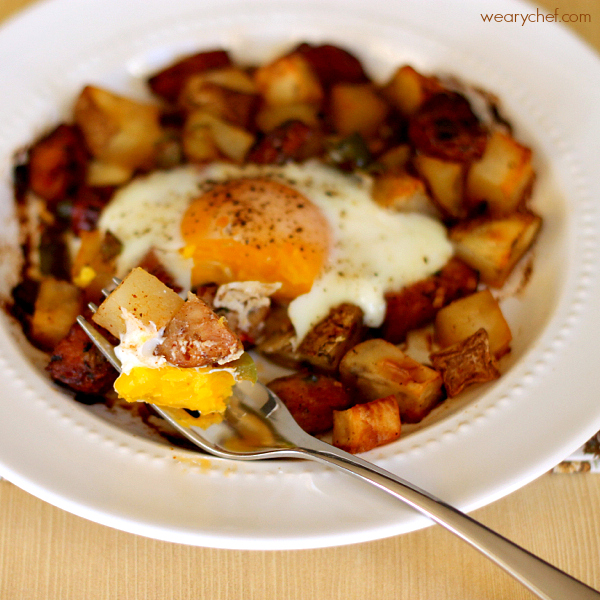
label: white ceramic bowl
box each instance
[0,0,599,549]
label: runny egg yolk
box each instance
[181,178,331,300]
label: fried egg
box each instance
[98,161,453,342]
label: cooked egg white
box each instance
[98,161,453,343]
[114,308,167,374]
[98,166,200,291]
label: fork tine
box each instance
[88,301,99,313]
[76,316,122,372]
[98,277,122,301]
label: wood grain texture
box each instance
[1,1,600,599]
[1,476,600,600]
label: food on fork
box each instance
[92,268,254,420]
[9,42,543,454]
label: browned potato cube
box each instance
[28,124,88,205]
[382,258,479,343]
[254,54,323,106]
[183,111,255,163]
[382,65,443,116]
[330,83,389,138]
[434,289,512,358]
[268,371,353,435]
[31,277,82,350]
[182,111,220,162]
[413,153,466,219]
[450,211,542,287]
[332,395,401,454]
[297,303,364,373]
[207,115,255,163]
[371,171,439,217]
[147,49,232,103]
[255,102,320,133]
[178,78,258,128]
[74,86,164,171]
[339,339,443,423]
[184,66,258,94]
[378,144,411,172]
[255,304,302,369]
[92,267,184,338]
[466,130,534,214]
[430,328,500,397]
[86,159,133,187]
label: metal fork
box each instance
[77,308,600,600]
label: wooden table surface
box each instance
[1,1,600,598]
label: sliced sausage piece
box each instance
[408,92,487,162]
[47,322,117,394]
[156,293,243,368]
[267,371,354,435]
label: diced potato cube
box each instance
[372,171,440,217]
[183,111,255,163]
[297,303,364,373]
[389,67,441,114]
[187,66,258,94]
[413,153,466,219]
[268,371,353,435]
[182,112,220,162]
[450,211,542,287]
[92,267,184,338]
[378,144,411,172]
[382,65,442,116]
[430,328,500,396]
[31,277,82,350]
[178,78,258,128]
[28,124,88,205]
[254,54,323,106]
[74,85,163,170]
[466,130,535,215]
[434,289,512,358]
[86,160,134,187]
[255,102,320,132]
[255,305,302,369]
[208,116,256,163]
[339,339,443,423]
[330,83,389,138]
[332,395,401,454]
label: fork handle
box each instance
[297,442,600,600]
